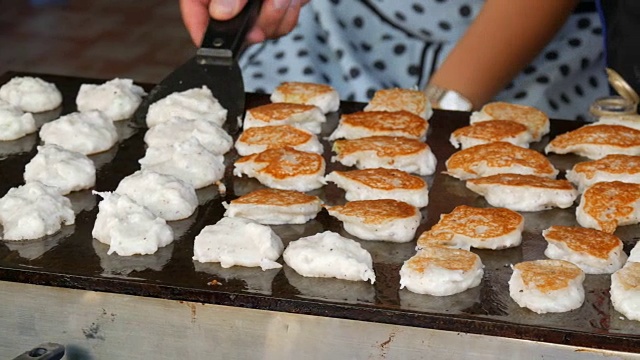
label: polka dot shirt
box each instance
[240,0,606,120]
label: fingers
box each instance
[180,0,211,45]
[248,0,306,44]
[180,0,248,45]
[208,0,247,20]
[275,0,303,38]
[180,0,307,46]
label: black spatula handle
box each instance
[201,0,262,59]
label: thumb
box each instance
[209,0,248,20]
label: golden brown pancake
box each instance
[364,88,430,118]
[473,102,549,140]
[466,173,574,190]
[546,124,640,158]
[577,181,640,233]
[237,125,314,149]
[325,199,418,224]
[445,142,557,179]
[235,147,324,180]
[230,188,320,206]
[417,205,523,249]
[570,154,640,179]
[615,262,640,290]
[330,168,426,191]
[543,225,622,260]
[246,102,317,122]
[404,246,480,273]
[514,259,583,293]
[332,110,429,140]
[451,120,529,144]
[333,136,427,158]
[272,82,335,104]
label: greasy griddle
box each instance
[0,72,639,352]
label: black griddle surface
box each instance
[0,72,639,353]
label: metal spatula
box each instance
[133,0,261,133]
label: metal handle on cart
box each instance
[11,343,65,360]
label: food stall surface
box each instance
[0,72,639,359]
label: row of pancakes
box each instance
[196,84,438,284]
[435,101,640,317]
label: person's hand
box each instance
[180,0,310,46]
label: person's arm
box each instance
[180,0,309,46]
[427,0,579,109]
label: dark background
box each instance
[0,0,194,83]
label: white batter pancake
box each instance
[92,191,174,256]
[115,170,198,221]
[138,138,225,189]
[192,217,284,270]
[146,86,227,127]
[0,102,36,140]
[0,182,75,240]
[39,110,118,155]
[76,78,146,121]
[24,144,96,195]
[283,231,376,283]
[144,117,233,155]
[0,76,62,112]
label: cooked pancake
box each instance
[235,125,323,156]
[610,262,640,321]
[224,188,322,225]
[576,181,640,233]
[243,102,326,134]
[466,174,578,212]
[364,88,433,120]
[325,168,429,208]
[399,246,484,296]
[325,199,421,243]
[416,205,523,250]
[332,136,437,176]
[329,110,429,141]
[596,114,640,131]
[270,82,340,113]
[445,142,558,180]
[542,225,626,274]
[450,120,532,149]
[545,124,640,159]
[470,101,550,141]
[566,154,640,192]
[234,147,326,192]
[509,259,585,314]
[283,231,376,283]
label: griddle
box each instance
[0,72,639,353]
